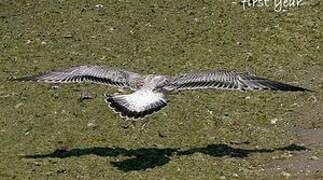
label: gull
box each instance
[15,65,309,119]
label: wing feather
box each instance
[165,70,309,91]
[14,65,140,88]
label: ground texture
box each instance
[0,0,322,179]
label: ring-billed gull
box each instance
[15,65,309,119]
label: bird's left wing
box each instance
[14,65,140,88]
[164,70,309,92]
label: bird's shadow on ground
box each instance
[23,144,307,172]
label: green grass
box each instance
[0,0,322,179]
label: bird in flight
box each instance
[15,65,309,119]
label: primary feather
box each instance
[166,70,308,91]
[14,65,140,89]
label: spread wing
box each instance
[165,70,309,91]
[14,65,140,88]
[105,90,167,119]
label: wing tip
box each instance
[10,72,51,82]
[269,82,312,92]
[240,76,312,92]
[10,75,38,82]
[287,86,312,92]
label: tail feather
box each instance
[104,90,167,119]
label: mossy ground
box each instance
[0,0,322,179]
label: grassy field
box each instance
[0,0,322,179]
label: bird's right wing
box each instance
[165,70,308,91]
[14,65,140,89]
